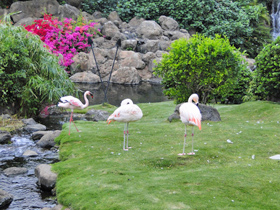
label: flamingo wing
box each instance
[108,104,143,123]
[179,103,201,130]
[60,96,83,108]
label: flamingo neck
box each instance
[188,96,194,103]
[81,93,90,109]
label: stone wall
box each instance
[0,0,255,85]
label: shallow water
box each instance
[75,81,169,106]
[0,134,58,210]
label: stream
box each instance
[0,133,59,210]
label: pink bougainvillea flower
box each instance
[24,13,100,72]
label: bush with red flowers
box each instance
[25,13,101,73]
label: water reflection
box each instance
[75,82,169,106]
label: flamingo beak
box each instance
[90,92,93,98]
[107,120,112,124]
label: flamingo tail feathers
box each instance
[190,117,201,130]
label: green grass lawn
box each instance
[53,100,280,210]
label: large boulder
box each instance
[71,52,90,73]
[36,130,61,148]
[22,118,47,132]
[158,15,179,31]
[136,21,163,40]
[0,189,13,209]
[9,0,59,23]
[119,51,145,69]
[69,71,101,83]
[85,109,110,121]
[168,103,221,122]
[58,3,80,20]
[101,21,120,40]
[111,67,141,84]
[35,164,57,190]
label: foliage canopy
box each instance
[81,0,271,58]
[0,20,77,116]
[153,34,249,104]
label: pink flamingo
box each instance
[178,93,202,155]
[107,99,143,151]
[58,91,93,135]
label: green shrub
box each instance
[0,19,77,116]
[251,37,280,101]
[153,34,249,104]
[218,67,253,104]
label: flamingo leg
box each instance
[188,127,195,155]
[68,112,72,135]
[123,123,128,151]
[68,111,80,135]
[126,123,131,149]
[71,118,80,133]
[178,125,187,156]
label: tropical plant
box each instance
[238,0,272,58]
[24,13,101,72]
[250,36,280,101]
[0,14,77,116]
[153,34,249,104]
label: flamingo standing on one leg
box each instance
[58,91,93,135]
[107,99,143,151]
[178,93,202,156]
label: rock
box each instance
[70,71,101,83]
[71,52,90,73]
[24,124,47,132]
[36,130,61,149]
[136,21,163,40]
[128,16,145,28]
[23,149,38,157]
[107,11,122,23]
[158,15,179,31]
[85,109,110,121]
[32,131,53,140]
[14,17,37,26]
[5,1,254,86]
[168,103,221,122]
[101,21,120,39]
[22,118,37,125]
[3,167,28,176]
[111,67,141,84]
[119,51,145,69]
[0,131,12,144]
[58,3,80,20]
[121,40,137,51]
[198,104,221,121]
[0,189,13,209]
[35,164,57,190]
[1,114,11,119]
[9,0,60,22]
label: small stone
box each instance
[3,167,28,176]
[23,150,38,157]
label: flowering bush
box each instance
[25,14,101,72]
